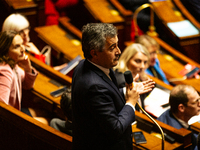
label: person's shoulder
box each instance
[0,64,14,79]
[157,109,170,121]
[0,64,13,74]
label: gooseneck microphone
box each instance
[124,70,165,150]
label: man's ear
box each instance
[178,103,185,113]
[90,49,97,58]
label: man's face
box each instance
[184,88,200,119]
[95,36,121,69]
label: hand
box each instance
[125,83,140,107]
[133,74,155,95]
[26,42,41,54]
[18,55,32,73]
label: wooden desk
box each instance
[32,72,64,106]
[135,111,192,149]
[132,124,183,150]
[35,25,84,61]
[109,0,133,42]
[191,122,200,133]
[151,0,200,63]
[27,53,72,86]
[83,0,126,50]
[173,0,200,29]
[153,36,200,93]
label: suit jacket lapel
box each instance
[85,60,125,103]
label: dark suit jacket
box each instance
[72,59,135,150]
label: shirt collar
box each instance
[87,59,110,78]
[173,113,189,129]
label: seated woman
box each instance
[114,43,150,111]
[0,31,42,119]
[135,34,170,85]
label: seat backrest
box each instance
[0,101,72,150]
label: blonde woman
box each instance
[114,43,150,110]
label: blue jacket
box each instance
[145,59,170,85]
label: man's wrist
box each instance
[125,103,135,111]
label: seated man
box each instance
[157,84,200,150]
[50,87,72,136]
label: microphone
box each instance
[124,70,165,150]
[124,71,133,90]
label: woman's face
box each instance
[148,45,158,66]
[8,35,25,63]
[127,51,149,77]
[19,26,30,45]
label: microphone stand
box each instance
[124,70,165,149]
[136,101,165,150]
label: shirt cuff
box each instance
[125,103,135,111]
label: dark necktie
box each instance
[149,66,163,81]
[109,69,118,88]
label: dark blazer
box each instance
[72,59,135,150]
[157,109,198,150]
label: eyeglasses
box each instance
[19,26,31,35]
[188,98,200,105]
[149,51,158,56]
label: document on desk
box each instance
[144,87,170,118]
[167,20,199,38]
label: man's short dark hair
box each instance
[169,84,196,113]
[81,23,118,59]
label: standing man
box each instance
[157,84,200,150]
[72,23,154,150]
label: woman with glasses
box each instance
[2,13,40,55]
[135,34,170,85]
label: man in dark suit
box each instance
[157,84,200,150]
[72,23,154,150]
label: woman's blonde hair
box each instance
[114,43,150,73]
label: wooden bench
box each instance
[0,101,72,150]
